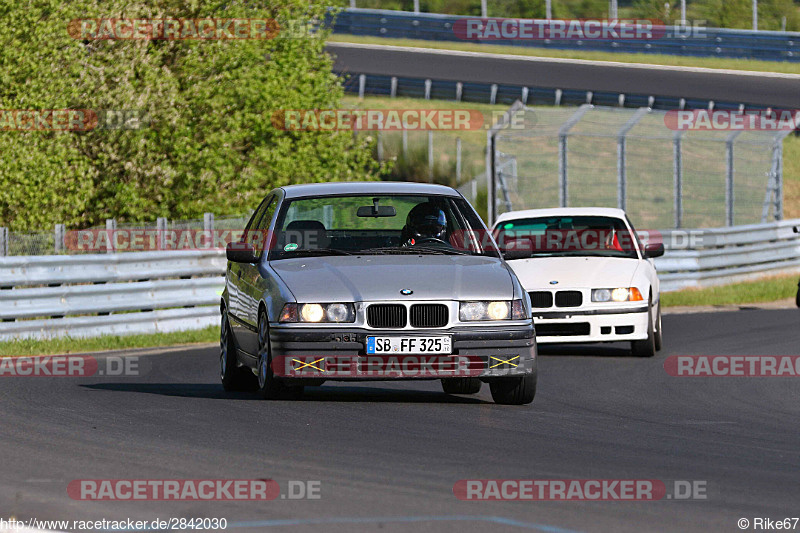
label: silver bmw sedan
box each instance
[220,181,536,405]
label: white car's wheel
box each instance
[654,303,663,352]
[631,300,656,358]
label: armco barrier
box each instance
[0,225,797,340]
[0,250,226,341]
[333,8,800,62]
[657,219,800,291]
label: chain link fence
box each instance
[489,104,790,229]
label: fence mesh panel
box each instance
[493,105,788,229]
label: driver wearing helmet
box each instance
[402,203,450,247]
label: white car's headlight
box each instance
[591,288,644,302]
[279,303,355,323]
[460,300,526,321]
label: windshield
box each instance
[494,215,640,259]
[268,194,498,260]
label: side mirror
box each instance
[643,242,665,258]
[226,242,259,263]
[502,249,531,261]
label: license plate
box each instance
[366,336,452,355]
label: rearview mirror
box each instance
[643,242,665,258]
[357,205,396,218]
[226,242,259,263]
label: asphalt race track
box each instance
[1,309,799,533]
[327,43,800,109]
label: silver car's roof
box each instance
[280,181,459,199]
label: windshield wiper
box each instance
[279,248,354,257]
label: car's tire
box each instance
[441,378,482,395]
[653,302,663,352]
[220,310,256,392]
[631,300,656,358]
[489,373,536,405]
[256,311,303,400]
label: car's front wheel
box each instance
[489,373,536,405]
[256,311,303,400]
[654,302,663,352]
[631,300,657,358]
[220,310,256,391]
[441,378,482,395]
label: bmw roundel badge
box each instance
[549,280,559,285]
[400,289,413,295]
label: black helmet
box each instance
[406,203,447,242]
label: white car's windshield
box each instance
[267,194,498,259]
[494,215,640,259]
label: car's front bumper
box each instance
[532,305,649,344]
[268,325,536,380]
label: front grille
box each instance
[367,304,407,328]
[555,290,583,307]
[536,322,590,336]
[410,304,448,328]
[529,291,554,308]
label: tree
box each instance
[0,0,384,230]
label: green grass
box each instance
[329,35,800,75]
[0,326,217,357]
[662,275,798,307]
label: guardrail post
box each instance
[157,217,168,250]
[390,77,397,98]
[521,87,529,104]
[377,131,384,160]
[203,213,214,233]
[0,227,7,257]
[455,82,463,102]
[424,79,431,100]
[402,129,408,158]
[358,74,366,98]
[490,84,497,105]
[105,219,116,253]
[413,0,420,13]
[726,131,743,226]
[54,224,65,253]
[555,89,562,106]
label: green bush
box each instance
[0,0,385,231]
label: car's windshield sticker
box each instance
[284,243,299,251]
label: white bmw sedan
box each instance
[492,208,664,357]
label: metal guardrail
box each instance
[655,219,800,291]
[340,72,765,113]
[0,250,225,341]
[0,224,797,340]
[333,8,800,62]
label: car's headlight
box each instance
[460,300,526,321]
[279,303,356,323]
[591,288,644,302]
